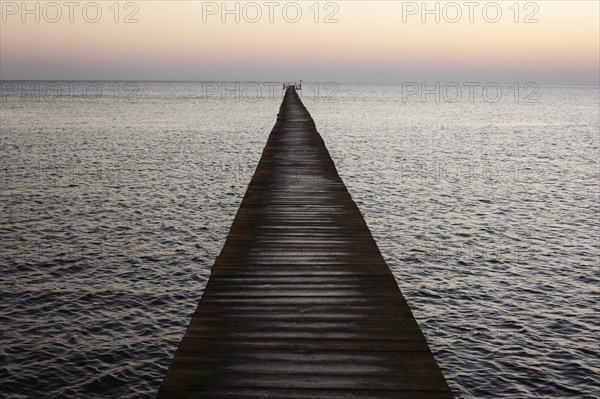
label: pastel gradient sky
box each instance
[1,1,598,84]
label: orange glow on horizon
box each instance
[1,1,598,84]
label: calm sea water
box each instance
[1,82,598,398]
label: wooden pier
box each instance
[158,87,452,398]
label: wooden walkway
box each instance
[158,87,453,398]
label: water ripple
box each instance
[2,83,599,398]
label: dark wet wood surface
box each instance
[158,87,452,398]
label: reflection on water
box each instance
[1,82,598,398]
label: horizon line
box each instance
[0,79,599,89]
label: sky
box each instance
[1,0,598,85]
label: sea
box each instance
[1,81,598,398]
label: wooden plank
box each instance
[161,373,450,390]
[158,387,454,399]
[175,338,432,352]
[158,87,452,398]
